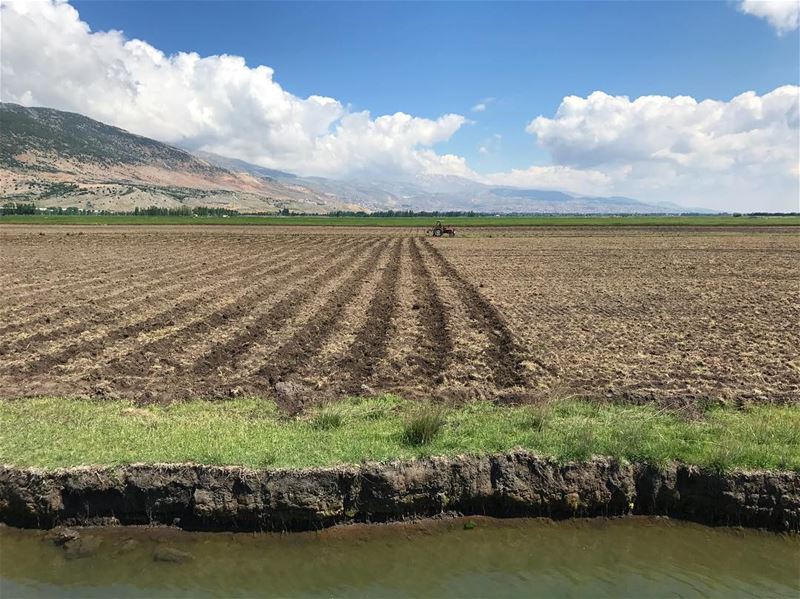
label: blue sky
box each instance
[72,0,799,174]
[2,1,799,210]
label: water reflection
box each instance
[1,517,798,598]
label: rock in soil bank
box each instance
[43,527,80,545]
[1,452,797,532]
[153,546,194,563]
[63,535,103,559]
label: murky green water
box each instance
[1,517,798,598]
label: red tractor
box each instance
[430,221,456,237]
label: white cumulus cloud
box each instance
[506,87,800,211]
[0,0,466,178]
[738,0,800,34]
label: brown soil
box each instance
[405,238,452,385]
[0,225,798,409]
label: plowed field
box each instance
[1,225,797,411]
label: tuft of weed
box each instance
[560,419,596,461]
[708,449,733,473]
[362,405,389,420]
[523,402,553,432]
[402,404,447,446]
[311,405,345,431]
[257,452,276,468]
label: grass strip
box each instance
[1,215,799,227]
[1,396,798,472]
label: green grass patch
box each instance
[1,396,798,472]
[1,214,799,227]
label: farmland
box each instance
[1,224,797,412]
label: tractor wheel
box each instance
[448,231,455,237]
[433,229,443,237]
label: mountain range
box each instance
[0,103,362,214]
[0,103,712,214]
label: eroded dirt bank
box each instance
[1,452,797,532]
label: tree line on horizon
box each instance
[0,202,797,218]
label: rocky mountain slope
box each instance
[0,103,362,213]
